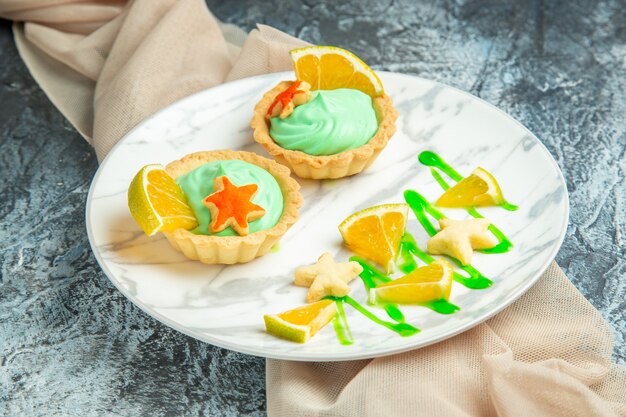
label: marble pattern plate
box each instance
[86,72,568,361]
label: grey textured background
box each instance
[1,1,624,416]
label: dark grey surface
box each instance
[1,1,624,415]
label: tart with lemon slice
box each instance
[250,46,398,179]
[128,150,302,264]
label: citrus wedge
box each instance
[369,260,453,305]
[264,299,337,343]
[339,204,408,273]
[128,164,198,236]
[435,167,505,208]
[290,46,384,97]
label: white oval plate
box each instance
[86,72,568,361]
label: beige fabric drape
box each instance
[267,263,626,417]
[1,0,306,160]
[1,1,623,416]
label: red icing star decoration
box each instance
[202,176,266,236]
[266,80,312,119]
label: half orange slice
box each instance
[339,204,408,273]
[290,46,384,97]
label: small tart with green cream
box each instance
[251,81,397,179]
[250,46,398,179]
[162,150,302,264]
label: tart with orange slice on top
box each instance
[127,150,302,264]
[251,46,398,179]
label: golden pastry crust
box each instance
[162,150,303,264]
[250,81,398,179]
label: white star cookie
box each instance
[427,218,497,265]
[294,253,364,303]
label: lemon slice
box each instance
[290,46,384,97]
[435,167,505,208]
[127,164,198,236]
[339,204,408,273]
[369,260,453,304]
[264,299,337,343]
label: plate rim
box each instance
[86,71,570,361]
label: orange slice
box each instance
[264,299,337,343]
[290,46,384,97]
[338,204,408,273]
[435,167,505,208]
[369,260,453,304]
[128,164,198,236]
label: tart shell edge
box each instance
[250,81,398,179]
[162,150,303,264]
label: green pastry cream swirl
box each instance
[269,89,379,156]
[176,160,283,236]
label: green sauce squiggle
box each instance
[325,150,520,344]
[403,193,494,289]
[332,298,354,345]
[326,295,421,337]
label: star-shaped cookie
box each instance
[427,218,496,265]
[202,175,266,236]
[294,253,364,303]
[266,80,312,119]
